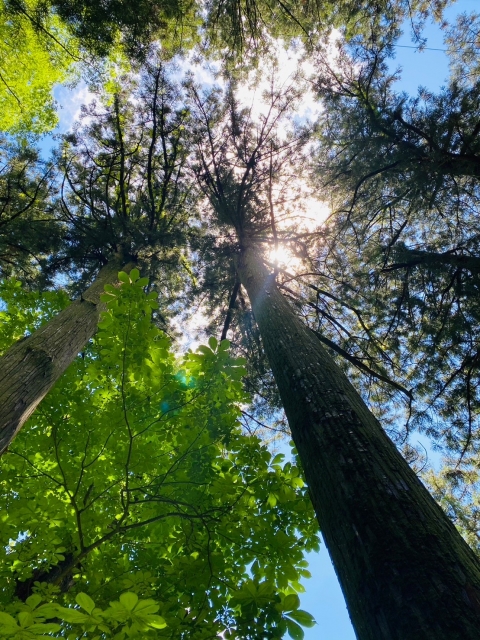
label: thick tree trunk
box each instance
[236,244,480,640]
[0,257,134,454]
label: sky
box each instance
[35,0,477,637]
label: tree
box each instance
[0,139,63,280]
[0,57,194,452]
[42,0,199,59]
[425,453,480,558]
[445,10,480,86]
[0,272,318,639]
[308,37,480,460]
[203,0,450,64]
[4,43,480,638]
[0,255,135,454]
[186,74,480,639]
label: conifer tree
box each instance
[186,74,480,640]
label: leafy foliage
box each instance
[0,272,319,638]
[0,0,79,134]
[0,278,69,354]
[43,0,199,59]
[203,0,450,64]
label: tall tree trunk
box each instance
[235,244,480,640]
[0,257,134,454]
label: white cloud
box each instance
[53,81,96,133]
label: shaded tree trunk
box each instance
[235,243,480,640]
[0,257,134,454]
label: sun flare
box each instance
[267,245,300,269]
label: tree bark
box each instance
[0,257,134,454]
[235,243,480,640]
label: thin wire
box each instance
[394,44,460,52]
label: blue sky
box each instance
[299,2,477,639]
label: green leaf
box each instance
[25,594,42,610]
[288,610,316,628]
[119,592,139,611]
[55,607,91,624]
[267,493,277,507]
[208,336,218,351]
[129,268,140,282]
[132,600,158,615]
[283,594,300,612]
[286,618,305,640]
[145,614,167,629]
[30,622,62,633]
[76,592,96,614]
[0,611,17,627]
[18,611,34,627]
[118,271,130,283]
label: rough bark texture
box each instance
[0,258,134,454]
[236,244,480,640]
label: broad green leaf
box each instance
[288,610,316,628]
[145,614,167,629]
[18,611,34,627]
[55,607,91,624]
[25,595,43,610]
[119,592,139,611]
[129,269,140,282]
[283,594,300,612]
[131,600,158,615]
[76,592,96,614]
[286,617,305,640]
[0,611,17,627]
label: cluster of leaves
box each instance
[47,0,200,59]
[0,0,80,135]
[0,271,319,638]
[202,0,450,65]
[0,0,198,137]
[0,591,166,638]
[0,278,69,354]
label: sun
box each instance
[267,245,300,270]
[266,197,330,271]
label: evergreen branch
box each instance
[310,329,413,400]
